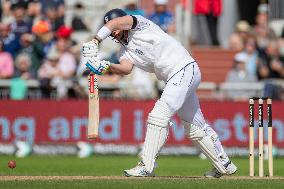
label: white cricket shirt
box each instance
[119,15,195,81]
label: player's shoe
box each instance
[204,161,237,178]
[123,161,154,177]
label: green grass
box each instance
[0,155,283,189]
[1,179,284,189]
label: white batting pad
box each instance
[204,125,230,165]
[141,100,171,173]
[184,122,230,174]
[141,124,168,173]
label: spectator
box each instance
[17,32,44,77]
[0,22,21,57]
[9,77,28,99]
[14,52,34,79]
[54,36,77,77]
[0,40,14,79]
[71,2,89,31]
[226,53,257,83]
[41,0,65,29]
[193,0,222,46]
[47,37,76,98]
[257,39,284,100]
[240,35,260,77]
[123,0,145,16]
[38,49,59,98]
[148,0,175,33]
[252,4,275,53]
[56,24,80,59]
[10,51,32,100]
[1,0,15,23]
[55,25,77,53]
[258,39,284,80]
[39,0,65,19]
[228,20,251,51]
[32,20,54,58]
[26,0,42,26]
[43,5,64,32]
[236,21,251,39]
[56,25,82,74]
[225,52,257,100]
[10,0,32,38]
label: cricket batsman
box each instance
[81,8,237,178]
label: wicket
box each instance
[249,97,273,177]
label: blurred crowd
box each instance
[0,0,283,100]
[226,3,284,100]
[0,0,176,100]
[0,0,81,99]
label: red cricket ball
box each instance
[8,160,16,169]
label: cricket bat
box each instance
[88,73,99,139]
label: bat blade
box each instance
[88,73,99,139]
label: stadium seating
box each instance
[191,47,237,84]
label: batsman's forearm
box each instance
[105,16,133,31]
[109,62,133,75]
[109,64,128,75]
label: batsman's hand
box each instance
[82,39,99,57]
[83,56,110,75]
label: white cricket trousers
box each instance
[161,61,205,126]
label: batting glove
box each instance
[84,56,110,75]
[82,39,99,57]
